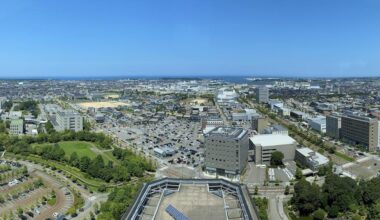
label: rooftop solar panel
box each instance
[165,204,191,220]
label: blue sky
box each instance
[0,0,379,78]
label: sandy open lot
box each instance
[79,101,130,109]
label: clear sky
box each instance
[1,0,380,78]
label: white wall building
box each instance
[308,116,327,133]
[250,134,297,165]
[56,110,83,132]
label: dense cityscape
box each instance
[0,77,380,219]
[2,0,380,219]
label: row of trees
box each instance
[7,140,154,182]
[14,100,40,117]
[1,129,113,153]
[292,174,380,219]
[97,179,149,220]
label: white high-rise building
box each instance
[56,110,83,132]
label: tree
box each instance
[312,209,326,220]
[295,167,303,179]
[291,179,320,216]
[79,156,91,172]
[254,186,258,195]
[70,152,79,167]
[285,185,290,195]
[270,151,284,166]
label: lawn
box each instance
[33,141,119,164]
[58,141,97,159]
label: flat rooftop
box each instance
[206,127,247,139]
[250,134,296,147]
[155,185,226,220]
[123,178,256,220]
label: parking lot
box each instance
[102,116,204,168]
[243,161,296,187]
[0,160,74,220]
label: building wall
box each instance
[9,120,24,135]
[326,115,341,139]
[56,111,83,132]
[253,143,296,165]
[252,116,268,134]
[341,115,378,151]
[255,87,269,103]
[205,131,249,174]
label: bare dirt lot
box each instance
[78,101,130,109]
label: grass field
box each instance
[33,141,118,164]
[59,141,97,159]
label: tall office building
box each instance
[252,115,268,134]
[255,86,269,103]
[341,114,378,151]
[204,127,249,177]
[56,110,83,132]
[326,113,341,139]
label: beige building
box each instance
[341,114,378,151]
[252,115,268,134]
[250,134,297,165]
[204,127,249,177]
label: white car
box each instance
[52,212,59,218]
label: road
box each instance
[17,160,108,219]
[268,195,289,220]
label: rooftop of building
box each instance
[10,119,24,125]
[250,134,296,147]
[123,178,255,220]
[206,126,247,139]
[296,147,329,165]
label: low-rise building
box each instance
[250,134,297,165]
[308,116,326,133]
[263,124,288,135]
[295,147,329,170]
